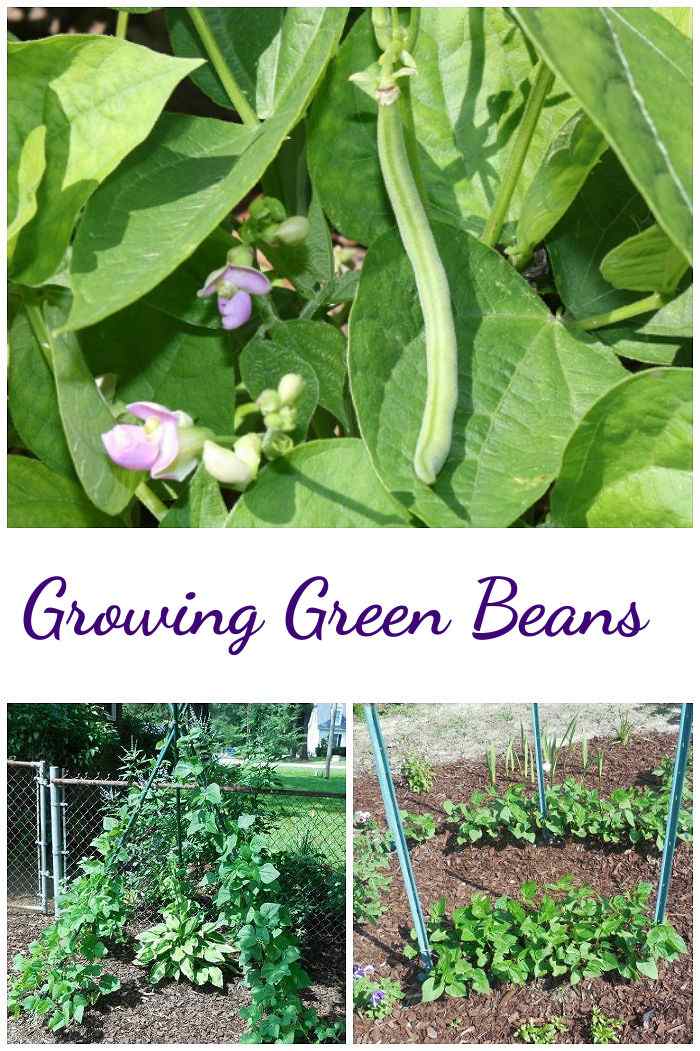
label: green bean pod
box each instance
[376,93,458,485]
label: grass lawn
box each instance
[259,763,345,865]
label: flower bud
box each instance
[277,373,305,406]
[169,424,213,479]
[276,406,297,432]
[202,440,253,490]
[226,244,254,268]
[256,389,281,415]
[233,433,262,480]
[273,216,310,246]
[262,429,294,460]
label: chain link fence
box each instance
[7,761,49,912]
[54,774,345,970]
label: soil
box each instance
[353,703,684,770]
[353,732,693,1045]
[7,912,344,1044]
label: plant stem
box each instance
[136,481,168,523]
[574,292,668,332]
[24,298,54,370]
[482,60,554,249]
[211,434,237,444]
[115,10,129,39]
[187,8,259,128]
[377,78,458,485]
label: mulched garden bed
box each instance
[353,732,692,1044]
[7,912,344,1044]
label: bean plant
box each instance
[443,774,692,851]
[7,7,691,528]
[404,877,686,1003]
[10,729,344,1043]
[353,821,392,924]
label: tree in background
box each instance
[7,704,121,773]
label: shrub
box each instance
[400,753,436,794]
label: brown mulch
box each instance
[7,913,344,1044]
[353,732,693,1044]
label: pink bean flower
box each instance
[101,401,209,482]
[197,264,272,330]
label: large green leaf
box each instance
[8,305,74,477]
[80,301,237,435]
[550,369,692,527]
[512,110,607,266]
[248,320,349,428]
[349,224,625,527]
[66,9,347,331]
[307,10,577,245]
[167,9,336,120]
[50,316,142,516]
[8,456,121,527]
[227,439,410,527]
[8,35,200,286]
[513,8,692,263]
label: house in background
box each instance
[306,704,346,757]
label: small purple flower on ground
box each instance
[370,990,385,1006]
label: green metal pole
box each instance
[110,722,179,862]
[171,703,184,868]
[363,704,432,972]
[531,703,547,820]
[654,703,692,923]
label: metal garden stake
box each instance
[654,702,693,923]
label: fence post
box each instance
[654,703,693,923]
[37,761,50,914]
[363,704,432,972]
[531,703,547,820]
[49,766,64,914]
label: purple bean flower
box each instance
[102,401,209,482]
[353,964,375,979]
[370,990,385,1007]
[197,264,272,330]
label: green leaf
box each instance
[349,224,624,526]
[8,304,74,476]
[308,10,577,245]
[7,124,46,260]
[420,976,445,1003]
[238,814,256,830]
[512,110,607,265]
[203,783,222,804]
[550,368,691,527]
[258,864,280,885]
[208,965,224,988]
[8,456,122,527]
[66,10,348,330]
[80,300,236,435]
[600,224,688,295]
[8,36,201,286]
[227,439,411,528]
[240,338,320,443]
[50,319,142,515]
[160,463,227,529]
[167,9,339,120]
[513,8,692,263]
[548,151,655,320]
[656,8,692,37]
[520,881,538,902]
[637,958,659,980]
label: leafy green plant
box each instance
[405,878,686,1003]
[353,823,392,924]
[353,970,403,1020]
[443,774,692,851]
[515,1016,568,1044]
[615,708,633,746]
[400,811,437,844]
[8,868,128,1032]
[7,8,691,529]
[135,893,236,987]
[590,1006,624,1044]
[400,752,435,794]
